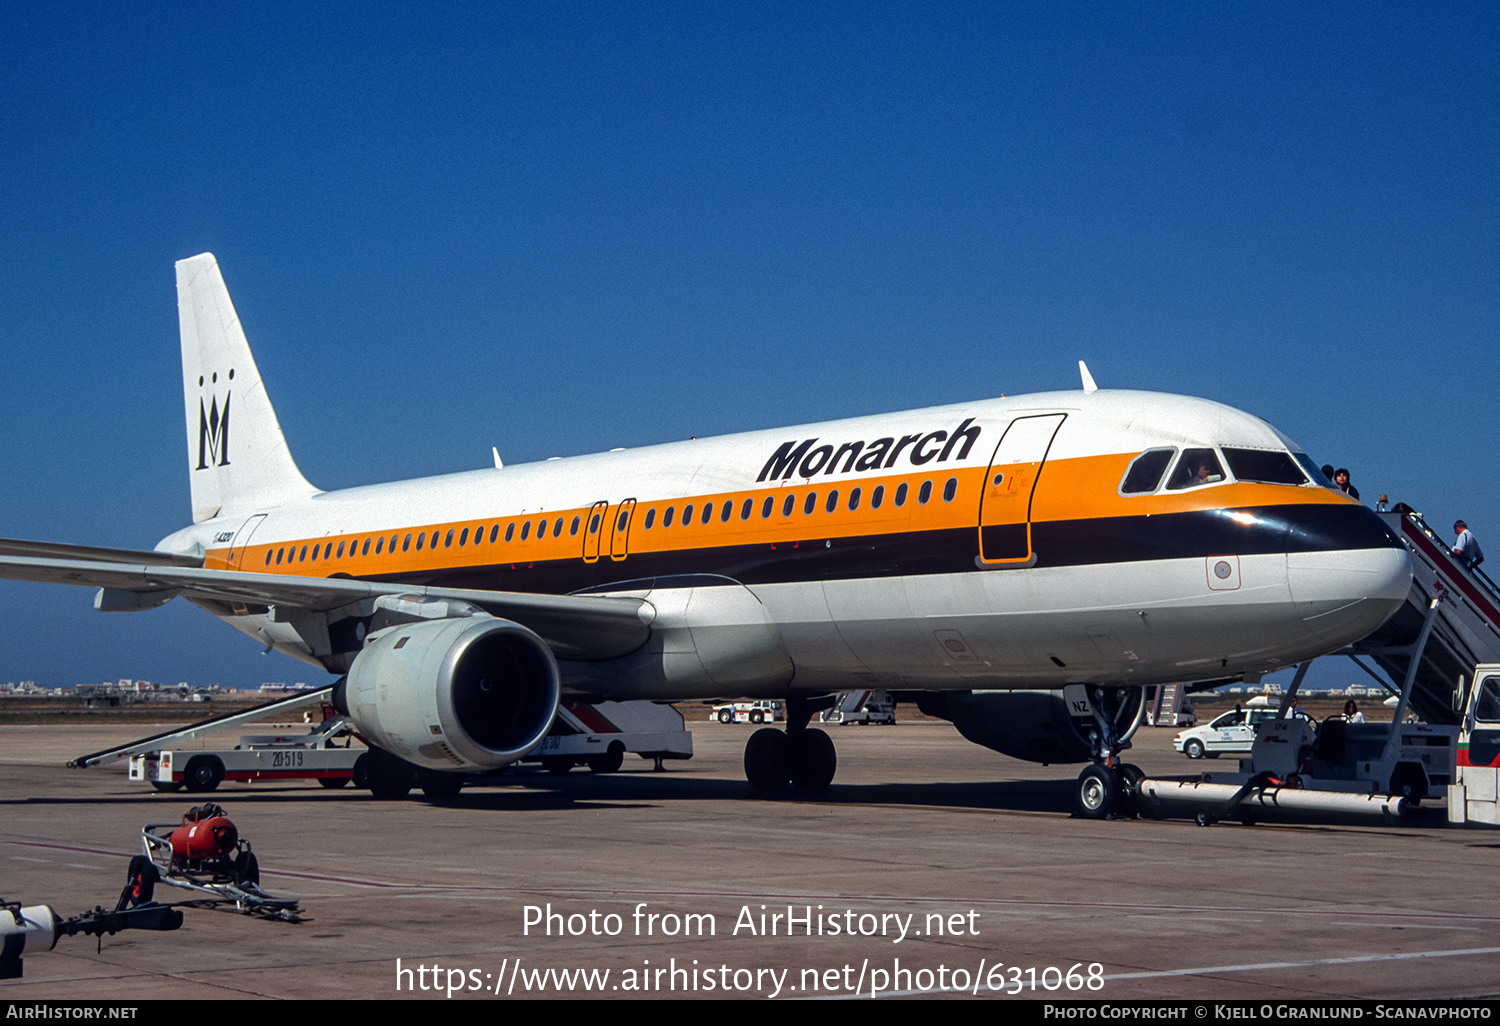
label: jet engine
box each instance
[341,616,560,773]
[918,690,1094,764]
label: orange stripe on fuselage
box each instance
[204,453,1360,578]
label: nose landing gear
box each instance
[1072,686,1147,820]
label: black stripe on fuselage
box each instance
[356,503,1401,596]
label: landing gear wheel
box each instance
[744,728,790,792]
[718,709,733,724]
[151,781,184,793]
[1184,739,1205,760]
[417,769,464,800]
[790,728,837,791]
[364,748,414,799]
[542,756,574,775]
[587,743,625,774]
[183,755,224,793]
[1118,764,1147,818]
[1074,765,1118,819]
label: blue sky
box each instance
[1,3,1496,689]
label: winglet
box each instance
[1079,361,1098,394]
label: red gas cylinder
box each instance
[168,805,239,862]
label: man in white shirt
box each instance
[1454,521,1484,569]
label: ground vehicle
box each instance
[709,701,783,725]
[1450,663,1500,825]
[113,692,690,796]
[1172,708,1282,758]
[821,690,894,725]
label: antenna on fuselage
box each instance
[492,447,504,469]
[1078,361,1099,394]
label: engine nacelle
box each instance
[919,690,1093,764]
[344,616,560,772]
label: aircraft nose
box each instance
[1286,544,1412,650]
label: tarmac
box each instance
[3,717,1499,1001]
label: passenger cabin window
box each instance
[644,509,656,529]
[762,496,773,518]
[894,483,908,506]
[701,502,713,524]
[663,506,675,528]
[505,523,515,542]
[1166,448,1226,490]
[741,498,753,520]
[1221,448,1308,485]
[570,516,580,536]
[826,490,839,513]
[848,487,861,511]
[683,504,694,524]
[1120,448,1176,495]
[871,485,884,509]
[918,481,932,504]
[722,501,734,523]
[782,494,795,517]
[804,493,817,515]
[943,478,957,502]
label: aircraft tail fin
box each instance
[177,253,319,523]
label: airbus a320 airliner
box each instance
[0,254,1412,814]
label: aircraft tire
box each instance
[352,753,369,790]
[365,748,414,800]
[1184,739,1205,759]
[790,728,837,791]
[744,728,791,792]
[417,769,464,800]
[183,755,223,793]
[588,743,625,774]
[1074,765,1117,819]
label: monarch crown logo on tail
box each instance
[195,370,233,470]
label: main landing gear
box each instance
[1072,686,1148,820]
[744,698,836,793]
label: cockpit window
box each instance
[1165,448,1226,490]
[1293,453,1334,488]
[1120,448,1175,495]
[1221,448,1308,485]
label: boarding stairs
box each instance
[1337,510,1500,724]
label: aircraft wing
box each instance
[0,537,203,568]
[0,553,652,661]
